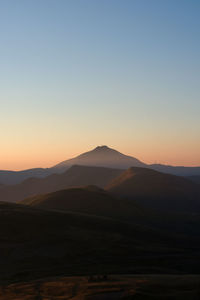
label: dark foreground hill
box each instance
[188,175,200,184]
[0,165,122,203]
[22,185,200,237]
[21,186,146,221]
[1,275,200,300]
[106,167,200,213]
[1,201,200,284]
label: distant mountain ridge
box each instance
[0,165,122,203]
[1,163,200,215]
[53,145,146,170]
[150,164,200,177]
[0,168,53,185]
[106,167,200,213]
[0,145,200,185]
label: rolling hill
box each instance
[0,165,122,203]
[21,186,145,221]
[1,201,200,283]
[22,185,200,237]
[106,167,200,213]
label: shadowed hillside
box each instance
[21,186,146,221]
[106,167,200,213]
[1,202,200,284]
[188,175,200,184]
[0,165,122,203]
[22,185,200,237]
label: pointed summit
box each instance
[93,145,110,151]
[53,145,146,170]
[95,145,109,149]
[87,145,120,155]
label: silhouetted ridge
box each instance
[106,167,200,213]
[53,145,146,170]
[1,146,200,185]
[0,165,123,203]
[0,168,53,185]
[21,186,145,221]
[150,164,200,176]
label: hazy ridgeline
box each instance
[1,0,200,298]
[0,146,200,293]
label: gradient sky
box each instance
[0,0,200,170]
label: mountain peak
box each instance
[93,145,113,152]
[53,145,146,170]
[95,145,109,149]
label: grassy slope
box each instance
[21,186,147,223]
[21,186,200,237]
[0,202,200,284]
[1,275,200,300]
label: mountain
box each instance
[22,184,200,237]
[21,186,145,221]
[53,145,146,171]
[1,201,200,283]
[0,146,145,185]
[0,165,123,203]
[1,146,200,185]
[150,164,200,177]
[0,168,53,185]
[53,145,200,177]
[106,167,200,213]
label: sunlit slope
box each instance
[21,186,145,221]
[106,167,200,212]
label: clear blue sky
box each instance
[0,0,199,170]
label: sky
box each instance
[0,0,199,170]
